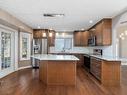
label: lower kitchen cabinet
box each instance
[74,54,84,66]
[90,57,121,86]
[90,57,102,81]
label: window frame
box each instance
[55,38,73,51]
[20,32,31,60]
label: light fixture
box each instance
[50,28,53,31]
[62,33,65,37]
[56,33,59,36]
[43,33,46,37]
[49,32,52,37]
[89,20,93,24]
[119,35,122,38]
[121,33,124,36]
[121,37,125,40]
[125,30,127,35]
[81,28,84,31]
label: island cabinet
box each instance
[33,54,79,86]
[39,60,77,86]
[90,57,121,86]
[73,31,89,46]
[89,19,112,46]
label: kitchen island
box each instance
[31,54,79,86]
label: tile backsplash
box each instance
[50,46,114,56]
[50,46,89,53]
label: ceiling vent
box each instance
[43,14,65,17]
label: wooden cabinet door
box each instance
[81,31,89,46]
[73,31,81,46]
[102,19,112,45]
[74,54,84,66]
[33,29,48,39]
[33,30,42,39]
[90,57,102,80]
[49,30,55,46]
[95,22,103,46]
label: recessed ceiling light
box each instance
[89,20,93,24]
[56,33,59,36]
[125,30,127,35]
[119,35,122,38]
[121,33,124,36]
[121,37,125,40]
[81,28,84,31]
[37,26,41,29]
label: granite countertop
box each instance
[89,55,127,61]
[39,52,127,62]
[49,52,88,54]
[31,54,79,61]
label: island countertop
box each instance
[31,54,79,61]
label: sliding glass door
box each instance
[0,28,14,78]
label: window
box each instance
[20,32,31,60]
[1,32,11,69]
[55,38,72,51]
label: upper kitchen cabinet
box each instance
[73,31,81,46]
[81,31,89,46]
[88,19,112,46]
[49,30,55,46]
[33,29,48,39]
[95,19,112,46]
[33,29,42,39]
[95,22,103,45]
[33,29,55,46]
[74,31,89,46]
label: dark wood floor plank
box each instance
[0,66,127,95]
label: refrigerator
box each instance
[31,38,48,68]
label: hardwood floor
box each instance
[0,66,127,95]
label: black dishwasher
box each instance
[84,54,91,71]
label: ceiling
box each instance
[0,0,127,31]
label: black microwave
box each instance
[88,36,96,46]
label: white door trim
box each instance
[0,24,18,78]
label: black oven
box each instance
[84,54,91,71]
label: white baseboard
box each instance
[18,65,32,70]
